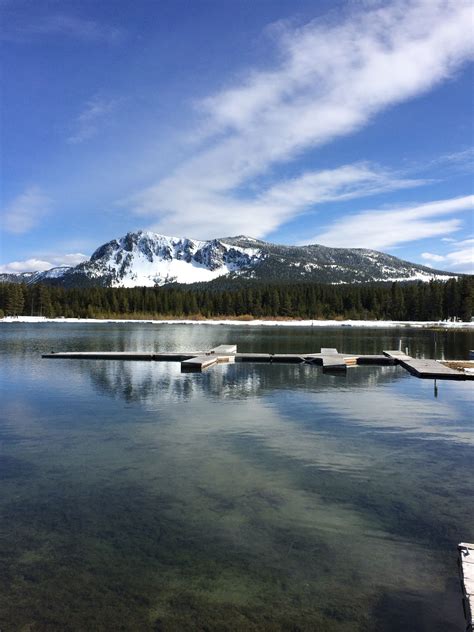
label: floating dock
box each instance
[382,350,470,380]
[42,345,474,379]
[305,350,356,372]
[41,351,200,361]
[209,344,237,355]
[459,543,474,631]
[181,355,219,371]
[181,345,236,371]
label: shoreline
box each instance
[1,316,473,329]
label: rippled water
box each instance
[0,323,473,631]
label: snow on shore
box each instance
[1,316,473,329]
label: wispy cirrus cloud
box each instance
[1,13,124,44]
[0,253,88,274]
[1,186,52,234]
[435,148,474,166]
[419,147,474,176]
[126,0,474,239]
[307,195,474,250]
[129,162,426,238]
[68,96,122,144]
[257,164,424,214]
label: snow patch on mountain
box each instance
[37,266,72,280]
[0,231,459,288]
[66,231,264,287]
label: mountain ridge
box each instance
[0,230,458,287]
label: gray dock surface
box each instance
[321,356,347,372]
[210,345,237,354]
[181,355,219,371]
[42,351,202,361]
[42,347,473,379]
[459,543,474,631]
[383,351,470,380]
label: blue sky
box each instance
[1,0,473,273]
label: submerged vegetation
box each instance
[1,326,473,630]
[0,277,472,321]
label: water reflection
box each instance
[1,321,473,358]
[0,323,472,631]
[74,359,472,447]
[84,358,402,403]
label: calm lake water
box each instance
[0,323,473,631]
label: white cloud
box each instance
[444,248,473,271]
[260,164,423,209]
[455,238,474,247]
[50,253,89,267]
[0,259,53,273]
[1,186,52,234]
[68,96,121,144]
[421,252,445,262]
[307,195,474,249]
[126,0,474,238]
[129,162,425,238]
[0,253,88,274]
[420,238,474,273]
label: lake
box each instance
[0,322,473,631]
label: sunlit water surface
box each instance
[0,323,473,631]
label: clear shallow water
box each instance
[0,323,473,631]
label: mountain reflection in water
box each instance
[0,323,472,631]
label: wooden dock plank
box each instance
[459,543,474,631]
[383,350,469,380]
[42,351,201,361]
[209,345,237,354]
[303,353,357,368]
[383,350,412,361]
[216,355,235,364]
[321,355,347,372]
[343,356,358,366]
[43,349,473,379]
[404,359,461,376]
[407,360,466,379]
[181,355,218,372]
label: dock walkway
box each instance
[42,351,201,361]
[42,346,473,379]
[181,355,219,371]
[383,350,468,380]
[459,543,474,631]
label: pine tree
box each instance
[5,284,25,316]
[37,285,53,317]
[459,277,473,322]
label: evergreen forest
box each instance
[0,277,472,321]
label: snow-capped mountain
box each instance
[61,232,264,287]
[0,271,38,284]
[0,267,73,285]
[1,230,457,287]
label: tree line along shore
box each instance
[0,277,472,322]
